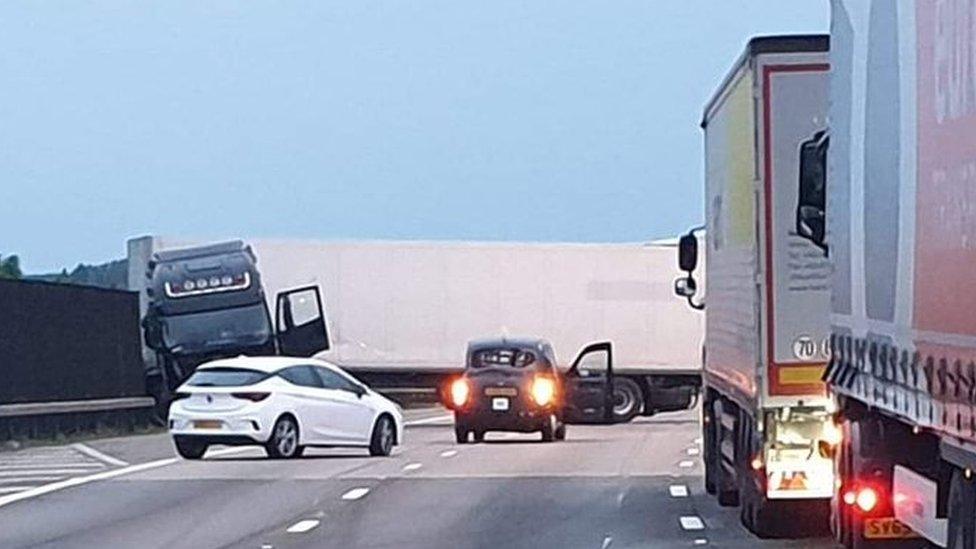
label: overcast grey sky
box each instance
[1,2,827,272]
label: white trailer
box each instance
[676,35,838,537]
[129,237,703,421]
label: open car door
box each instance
[563,341,614,424]
[275,285,331,357]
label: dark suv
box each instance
[446,337,616,443]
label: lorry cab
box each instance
[445,337,616,443]
[142,241,331,410]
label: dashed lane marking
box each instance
[679,516,705,531]
[341,487,370,501]
[693,539,708,545]
[286,519,320,533]
[440,450,458,458]
[686,447,700,456]
[678,460,695,468]
[601,535,613,548]
[403,462,423,472]
[669,485,689,497]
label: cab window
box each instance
[472,349,535,368]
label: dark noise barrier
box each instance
[0,279,153,442]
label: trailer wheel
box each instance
[948,467,976,549]
[611,378,642,423]
[713,399,739,506]
[702,394,717,495]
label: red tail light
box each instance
[232,392,270,402]
[841,483,882,514]
[451,378,471,408]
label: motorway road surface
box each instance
[0,407,839,548]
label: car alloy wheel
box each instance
[370,416,396,456]
[267,416,301,459]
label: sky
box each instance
[0,2,828,273]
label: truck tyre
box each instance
[611,378,643,423]
[740,472,778,538]
[832,419,855,547]
[472,429,485,443]
[948,467,976,549]
[713,399,739,506]
[703,396,717,495]
[173,436,207,460]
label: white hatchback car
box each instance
[168,356,403,459]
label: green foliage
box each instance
[0,254,23,280]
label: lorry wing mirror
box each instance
[674,276,697,298]
[678,233,698,272]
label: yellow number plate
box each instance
[193,420,222,429]
[485,387,517,397]
[863,518,919,539]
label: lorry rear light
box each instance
[855,487,879,512]
[450,378,470,408]
[231,392,270,402]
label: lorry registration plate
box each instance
[863,518,918,539]
[492,398,509,411]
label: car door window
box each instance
[278,365,324,388]
[576,349,609,378]
[315,366,361,393]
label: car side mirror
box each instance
[674,276,697,298]
[678,233,698,272]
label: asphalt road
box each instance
[0,407,838,549]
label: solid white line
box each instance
[678,460,695,468]
[440,450,458,458]
[72,443,129,467]
[0,463,105,470]
[286,519,320,533]
[341,487,370,501]
[668,485,689,498]
[0,457,178,509]
[405,415,453,426]
[679,516,705,531]
[0,486,32,494]
[0,469,96,477]
[0,476,67,483]
[403,462,423,472]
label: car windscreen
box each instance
[470,348,536,368]
[185,367,270,387]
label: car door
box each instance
[275,286,330,357]
[563,341,614,424]
[276,365,338,444]
[313,366,375,444]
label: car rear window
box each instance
[186,367,269,387]
[471,349,535,368]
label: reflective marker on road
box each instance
[679,516,705,531]
[286,519,320,533]
[693,539,708,545]
[686,447,700,456]
[341,487,370,501]
[678,460,694,468]
[668,485,688,497]
[694,437,703,445]
[440,450,458,458]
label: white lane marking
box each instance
[686,447,700,456]
[694,437,703,445]
[403,462,423,472]
[0,457,178,509]
[0,476,67,483]
[693,539,708,545]
[261,544,273,549]
[72,443,129,467]
[0,487,32,494]
[405,415,453,426]
[678,460,695,468]
[0,463,104,470]
[601,535,613,549]
[668,484,689,497]
[440,450,458,458]
[0,469,96,477]
[341,487,370,501]
[679,516,705,531]
[286,519,320,533]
